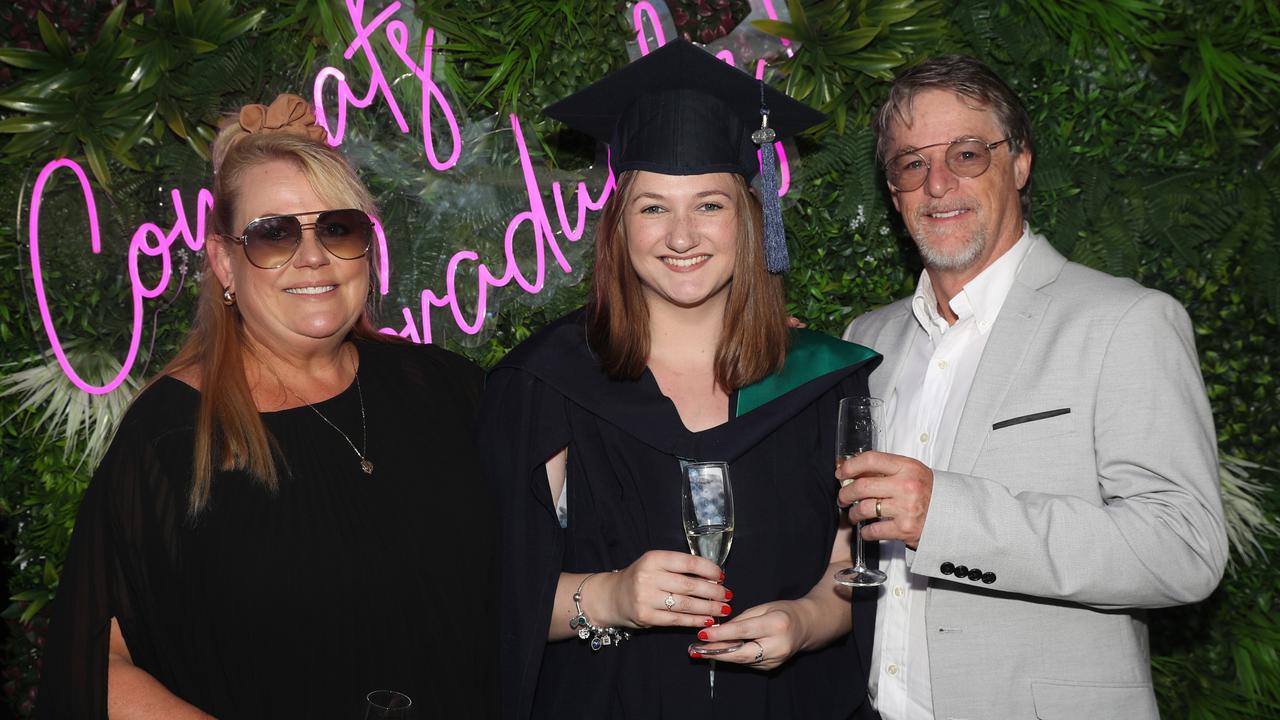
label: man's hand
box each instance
[836,451,934,549]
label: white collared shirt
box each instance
[869,227,1035,720]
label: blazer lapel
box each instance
[864,306,916,403]
[947,235,1067,475]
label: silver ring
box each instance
[749,639,765,664]
[663,593,676,611]
[875,499,883,520]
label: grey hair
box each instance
[872,55,1034,209]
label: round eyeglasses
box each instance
[223,209,374,270]
[886,138,1011,192]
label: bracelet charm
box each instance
[571,571,631,651]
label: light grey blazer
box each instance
[843,233,1227,720]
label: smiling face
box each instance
[208,159,370,356]
[886,89,1032,279]
[623,171,741,312]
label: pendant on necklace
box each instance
[360,458,374,475]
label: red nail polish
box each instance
[698,631,709,641]
[721,604,732,616]
[703,617,715,627]
[690,651,703,659]
[724,589,734,601]
[719,571,726,582]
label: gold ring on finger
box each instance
[875,499,883,520]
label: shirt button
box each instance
[919,432,929,444]
[937,359,948,370]
[887,663,899,676]
[893,585,905,598]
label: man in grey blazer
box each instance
[836,56,1227,720]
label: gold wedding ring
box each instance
[875,499,883,520]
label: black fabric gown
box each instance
[37,340,498,720]
[481,310,881,720]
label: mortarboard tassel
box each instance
[752,87,789,273]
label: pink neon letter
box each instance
[632,2,666,56]
[29,159,135,394]
[313,0,411,146]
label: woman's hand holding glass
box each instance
[691,599,816,671]
[586,551,731,630]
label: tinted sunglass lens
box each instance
[244,216,302,268]
[890,155,928,191]
[946,141,992,177]
[315,210,373,259]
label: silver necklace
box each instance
[262,353,373,475]
[295,375,373,475]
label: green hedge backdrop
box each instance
[1,1,1277,717]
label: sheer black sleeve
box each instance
[37,384,191,719]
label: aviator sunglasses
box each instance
[224,208,374,269]
[886,137,1011,192]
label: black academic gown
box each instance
[481,310,880,720]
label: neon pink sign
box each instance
[396,114,613,343]
[28,1,799,393]
[29,161,210,394]
[312,1,461,172]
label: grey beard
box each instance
[915,228,987,272]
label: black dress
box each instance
[37,340,498,720]
[481,310,880,719]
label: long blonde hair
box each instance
[162,125,391,517]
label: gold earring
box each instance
[222,288,236,306]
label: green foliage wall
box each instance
[1,1,1277,716]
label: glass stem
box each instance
[853,520,869,570]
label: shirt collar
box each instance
[911,224,1035,337]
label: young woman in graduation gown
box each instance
[36,95,497,719]
[481,41,880,719]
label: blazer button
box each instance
[954,565,969,577]
[940,562,955,575]
[967,568,983,582]
[981,572,996,584]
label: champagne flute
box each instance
[363,690,412,719]
[681,461,742,697]
[833,397,889,587]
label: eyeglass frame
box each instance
[884,137,1013,192]
[219,208,374,270]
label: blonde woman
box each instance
[38,95,496,719]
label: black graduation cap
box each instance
[544,40,825,272]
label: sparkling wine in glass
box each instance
[681,461,743,696]
[364,690,412,719]
[833,397,889,587]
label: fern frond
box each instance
[0,342,141,468]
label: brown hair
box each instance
[873,55,1034,209]
[586,171,789,391]
[161,123,392,517]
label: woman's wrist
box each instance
[570,570,631,650]
[795,566,855,652]
[787,596,823,653]
[583,569,630,628]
